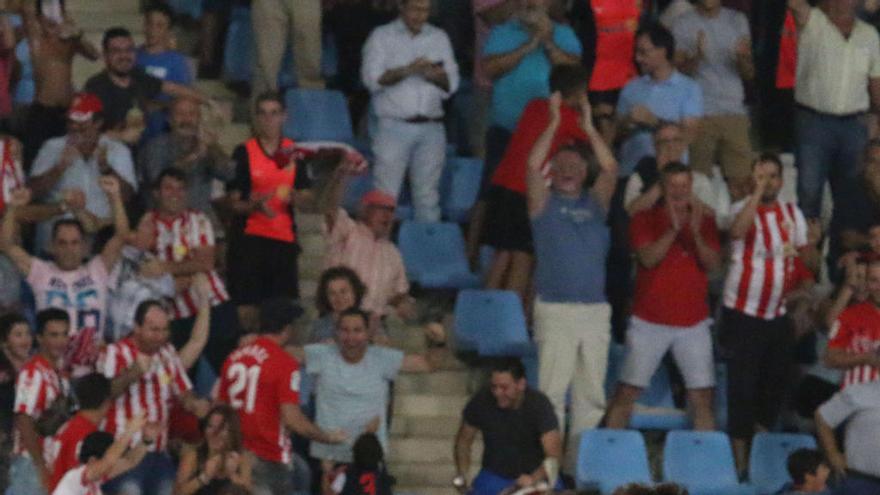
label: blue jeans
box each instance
[102,452,175,495]
[6,455,46,495]
[832,472,880,495]
[469,469,563,495]
[371,118,446,222]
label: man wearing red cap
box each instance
[27,93,137,253]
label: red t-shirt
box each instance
[776,11,797,89]
[590,0,640,91]
[490,99,589,194]
[829,301,880,388]
[45,412,98,492]
[630,203,720,326]
[216,337,301,464]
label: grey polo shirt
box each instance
[817,381,880,477]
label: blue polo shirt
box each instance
[483,19,582,131]
[616,71,703,176]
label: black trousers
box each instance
[721,307,795,440]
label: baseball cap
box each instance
[68,93,103,123]
[361,190,397,209]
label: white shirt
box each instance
[52,465,103,495]
[361,18,460,119]
[795,7,880,115]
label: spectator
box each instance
[85,27,206,146]
[616,23,702,179]
[174,404,253,494]
[525,92,617,468]
[303,308,439,468]
[43,373,110,492]
[825,259,880,387]
[312,266,368,343]
[322,174,414,325]
[143,167,237,373]
[777,449,830,494]
[605,163,721,430]
[96,299,211,495]
[837,141,880,253]
[453,358,561,495]
[27,93,137,253]
[623,122,719,220]
[672,0,755,200]
[815,380,880,494]
[361,0,460,221]
[1,176,129,376]
[0,15,16,124]
[721,154,815,473]
[0,313,30,490]
[0,137,26,312]
[51,422,158,495]
[138,96,231,224]
[251,0,324,92]
[216,298,345,495]
[15,0,100,167]
[8,308,70,495]
[327,432,394,495]
[481,64,589,301]
[788,0,880,271]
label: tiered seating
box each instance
[663,431,756,495]
[576,429,652,494]
[440,157,483,223]
[283,88,354,144]
[453,289,530,356]
[398,222,481,289]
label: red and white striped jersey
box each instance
[723,200,808,320]
[96,338,192,452]
[13,354,69,455]
[148,209,229,319]
[0,138,24,214]
[829,301,880,388]
[51,464,104,495]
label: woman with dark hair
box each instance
[174,404,252,495]
[0,313,32,488]
[312,266,368,343]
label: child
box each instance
[777,449,831,495]
[328,433,393,495]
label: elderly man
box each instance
[453,358,562,495]
[361,0,460,221]
[27,93,137,252]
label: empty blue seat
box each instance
[576,429,653,494]
[194,357,217,398]
[749,433,817,495]
[222,7,254,83]
[167,0,202,19]
[398,222,480,289]
[441,157,484,223]
[664,431,756,495]
[284,88,354,143]
[453,289,530,356]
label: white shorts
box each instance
[619,316,716,390]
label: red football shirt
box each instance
[45,412,98,492]
[216,337,301,464]
[490,98,589,194]
[630,203,721,326]
[829,301,880,388]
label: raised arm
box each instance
[0,188,35,276]
[526,93,561,218]
[729,172,765,239]
[814,408,847,477]
[581,96,618,210]
[788,0,812,29]
[178,274,212,370]
[98,175,131,271]
[85,415,150,482]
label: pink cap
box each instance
[68,93,103,123]
[361,190,397,209]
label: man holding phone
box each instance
[361,0,459,221]
[27,92,137,253]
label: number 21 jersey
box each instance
[216,336,301,463]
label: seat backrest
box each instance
[749,433,817,494]
[577,429,653,494]
[222,6,254,83]
[441,157,484,222]
[663,431,739,490]
[398,222,469,281]
[453,289,527,352]
[284,89,354,143]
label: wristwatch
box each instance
[452,475,466,489]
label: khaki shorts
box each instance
[620,316,716,390]
[689,113,753,180]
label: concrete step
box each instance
[388,438,482,464]
[389,415,461,439]
[394,485,458,495]
[396,370,470,396]
[393,394,468,419]
[297,213,325,235]
[393,462,481,488]
[217,123,251,155]
[298,232,326,257]
[75,12,142,34]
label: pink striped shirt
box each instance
[148,210,228,319]
[324,209,409,316]
[96,338,191,452]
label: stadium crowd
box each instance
[0,0,878,494]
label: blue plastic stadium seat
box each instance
[664,431,757,495]
[577,429,652,494]
[453,289,530,356]
[441,157,484,223]
[284,88,354,144]
[748,433,817,495]
[194,357,217,398]
[398,222,480,289]
[167,0,201,19]
[222,7,254,83]
[342,172,373,215]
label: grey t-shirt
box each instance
[817,381,880,477]
[305,343,403,462]
[671,8,749,116]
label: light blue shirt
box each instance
[30,135,136,252]
[305,343,403,462]
[616,71,703,176]
[484,19,582,131]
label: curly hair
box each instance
[315,266,367,316]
